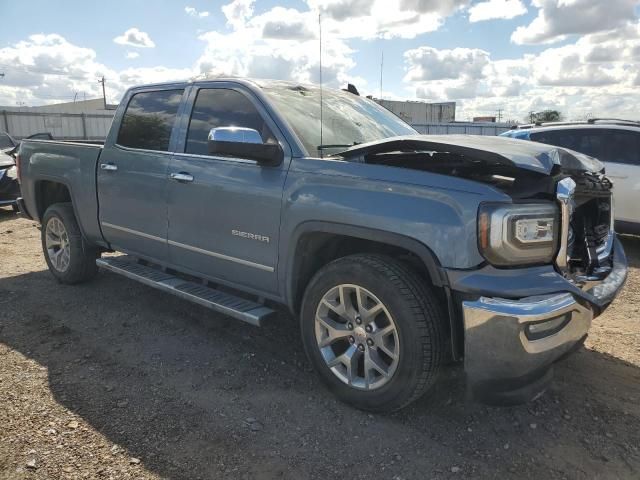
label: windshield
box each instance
[259,81,417,157]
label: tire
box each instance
[41,203,99,284]
[300,254,445,412]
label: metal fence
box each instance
[412,122,511,136]
[1,109,512,141]
[1,110,114,140]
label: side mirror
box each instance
[207,127,283,165]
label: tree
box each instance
[527,110,563,123]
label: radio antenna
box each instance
[380,51,384,99]
[319,12,324,158]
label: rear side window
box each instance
[531,128,640,165]
[599,129,640,165]
[185,88,275,156]
[117,89,184,151]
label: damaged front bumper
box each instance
[450,236,627,404]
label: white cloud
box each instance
[511,0,638,45]
[0,34,186,106]
[403,21,640,120]
[404,47,490,81]
[468,0,527,22]
[185,6,210,18]
[306,0,465,39]
[113,27,155,48]
[259,7,316,40]
[222,0,255,29]
[0,34,117,105]
[195,0,361,87]
[125,51,139,59]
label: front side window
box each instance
[185,88,275,156]
[117,89,184,151]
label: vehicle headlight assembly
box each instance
[478,203,559,266]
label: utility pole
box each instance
[496,109,503,123]
[98,76,107,109]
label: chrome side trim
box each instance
[101,222,166,243]
[167,239,275,272]
[555,177,576,273]
[172,152,259,165]
[113,144,174,156]
[101,222,275,272]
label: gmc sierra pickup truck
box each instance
[16,79,628,412]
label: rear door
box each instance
[98,87,185,261]
[166,84,290,295]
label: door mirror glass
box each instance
[207,127,283,165]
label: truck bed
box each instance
[18,139,104,244]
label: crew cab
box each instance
[15,79,628,411]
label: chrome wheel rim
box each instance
[315,284,400,390]
[45,216,71,272]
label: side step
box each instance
[96,256,275,326]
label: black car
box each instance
[0,132,20,211]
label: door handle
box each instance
[170,172,194,183]
[100,163,118,172]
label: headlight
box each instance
[5,165,17,180]
[478,203,559,266]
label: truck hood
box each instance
[337,134,603,175]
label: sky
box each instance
[0,0,639,121]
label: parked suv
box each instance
[501,119,640,234]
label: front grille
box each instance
[566,173,613,275]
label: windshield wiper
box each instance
[317,142,361,151]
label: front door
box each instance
[98,87,185,260]
[167,85,290,295]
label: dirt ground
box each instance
[0,206,639,480]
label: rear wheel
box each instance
[300,254,445,412]
[41,203,99,284]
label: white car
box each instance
[501,119,640,234]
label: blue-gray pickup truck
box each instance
[15,79,628,411]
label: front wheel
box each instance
[300,254,445,412]
[41,203,99,284]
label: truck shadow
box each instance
[0,206,19,223]
[0,251,638,478]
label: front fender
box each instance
[278,157,511,305]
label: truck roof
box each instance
[126,77,319,92]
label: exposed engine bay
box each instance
[336,135,614,281]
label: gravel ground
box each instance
[0,206,639,480]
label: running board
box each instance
[96,256,275,326]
